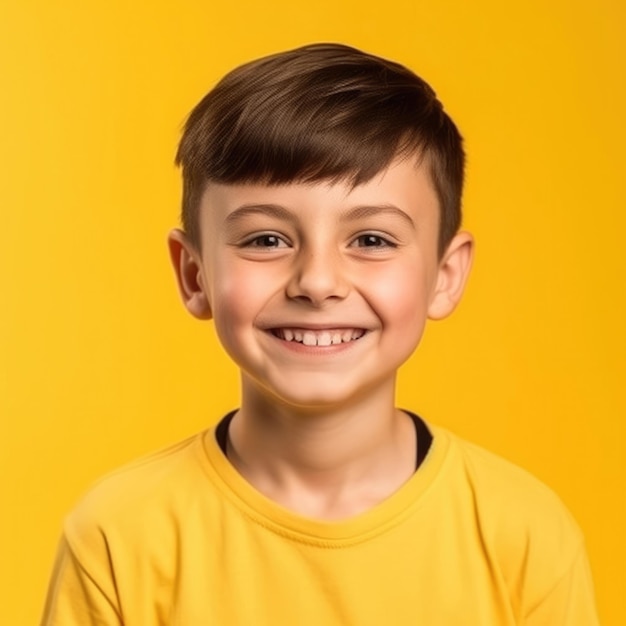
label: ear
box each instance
[427,231,474,320]
[167,229,212,320]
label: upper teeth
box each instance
[278,329,365,346]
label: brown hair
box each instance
[175,43,465,256]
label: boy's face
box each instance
[169,157,472,411]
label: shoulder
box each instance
[445,430,582,541]
[63,430,214,558]
[432,426,586,609]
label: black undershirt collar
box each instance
[215,410,433,472]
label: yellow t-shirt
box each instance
[41,418,598,625]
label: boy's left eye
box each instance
[351,234,396,248]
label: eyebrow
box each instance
[224,203,415,228]
[341,204,415,228]
[224,204,295,225]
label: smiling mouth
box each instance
[270,328,366,346]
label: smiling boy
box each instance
[41,44,599,625]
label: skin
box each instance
[168,156,473,520]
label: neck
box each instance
[226,378,417,519]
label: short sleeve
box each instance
[40,535,123,626]
[523,543,599,626]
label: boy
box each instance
[41,44,599,625]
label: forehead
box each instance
[199,157,440,229]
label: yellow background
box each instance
[1,0,624,623]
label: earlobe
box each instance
[427,232,474,320]
[167,229,213,320]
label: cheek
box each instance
[363,262,431,328]
[209,261,280,346]
[360,261,434,367]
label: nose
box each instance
[285,246,349,306]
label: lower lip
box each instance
[265,332,367,355]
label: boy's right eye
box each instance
[243,234,290,249]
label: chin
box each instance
[257,376,386,413]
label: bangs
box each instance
[185,89,431,188]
